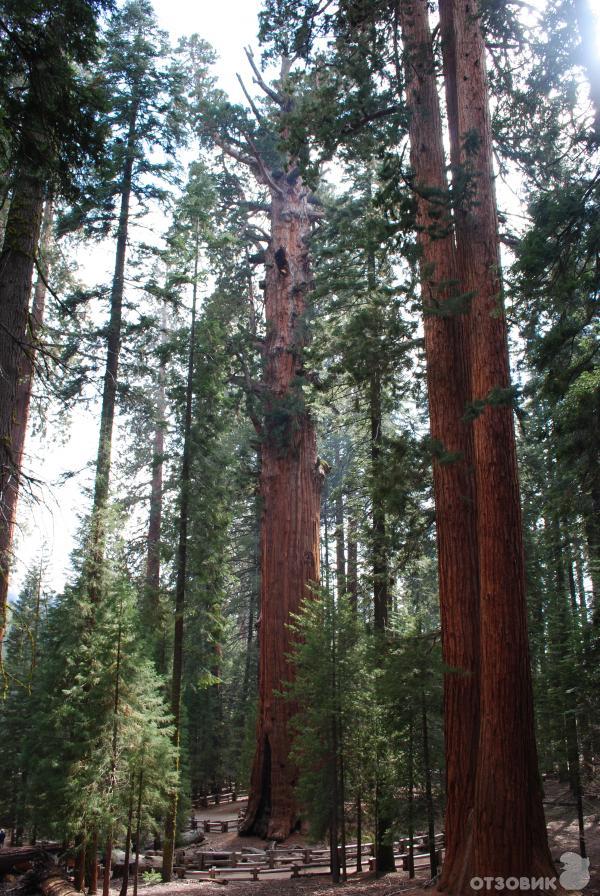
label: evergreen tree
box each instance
[0,560,50,837]
[0,0,109,661]
[24,526,175,866]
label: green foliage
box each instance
[0,0,111,196]
[11,525,177,842]
[0,562,50,829]
[287,589,375,841]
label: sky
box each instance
[153,0,263,101]
[11,0,264,599]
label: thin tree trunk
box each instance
[119,779,135,896]
[565,714,587,859]
[133,768,144,896]
[347,513,358,614]
[240,176,321,841]
[330,607,340,884]
[102,834,112,896]
[370,371,389,631]
[103,608,123,896]
[0,179,10,248]
[162,226,199,882]
[0,196,53,634]
[356,793,362,872]
[0,166,45,655]
[74,836,86,894]
[330,590,341,884]
[86,99,138,606]
[421,692,438,879]
[407,714,415,880]
[334,442,346,598]
[145,301,167,671]
[338,702,347,881]
[86,830,98,895]
[439,0,554,880]
[396,3,481,889]
[366,221,394,871]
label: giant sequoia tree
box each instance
[437,0,554,881]
[396,1,480,885]
[207,54,323,840]
[257,0,558,882]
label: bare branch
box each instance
[34,255,76,319]
[341,104,404,136]
[212,133,257,170]
[241,201,272,214]
[245,46,284,106]
[236,73,265,125]
[245,133,285,196]
[246,223,270,241]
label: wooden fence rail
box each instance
[194,790,248,808]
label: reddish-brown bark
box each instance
[0,196,53,646]
[397,3,480,889]
[0,168,45,654]
[439,0,554,883]
[38,870,79,896]
[240,175,322,841]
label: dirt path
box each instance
[124,875,429,896]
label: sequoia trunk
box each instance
[397,1,480,889]
[439,0,554,881]
[0,167,45,653]
[240,176,321,841]
[0,195,53,649]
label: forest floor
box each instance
[1,783,597,896]
[128,780,600,896]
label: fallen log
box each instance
[14,856,77,896]
[38,870,79,896]
[0,847,46,874]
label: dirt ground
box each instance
[123,875,429,896]
[128,780,600,896]
[2,782,596,896]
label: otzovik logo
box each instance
[559,853,591,890]
[470,852,591,892]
